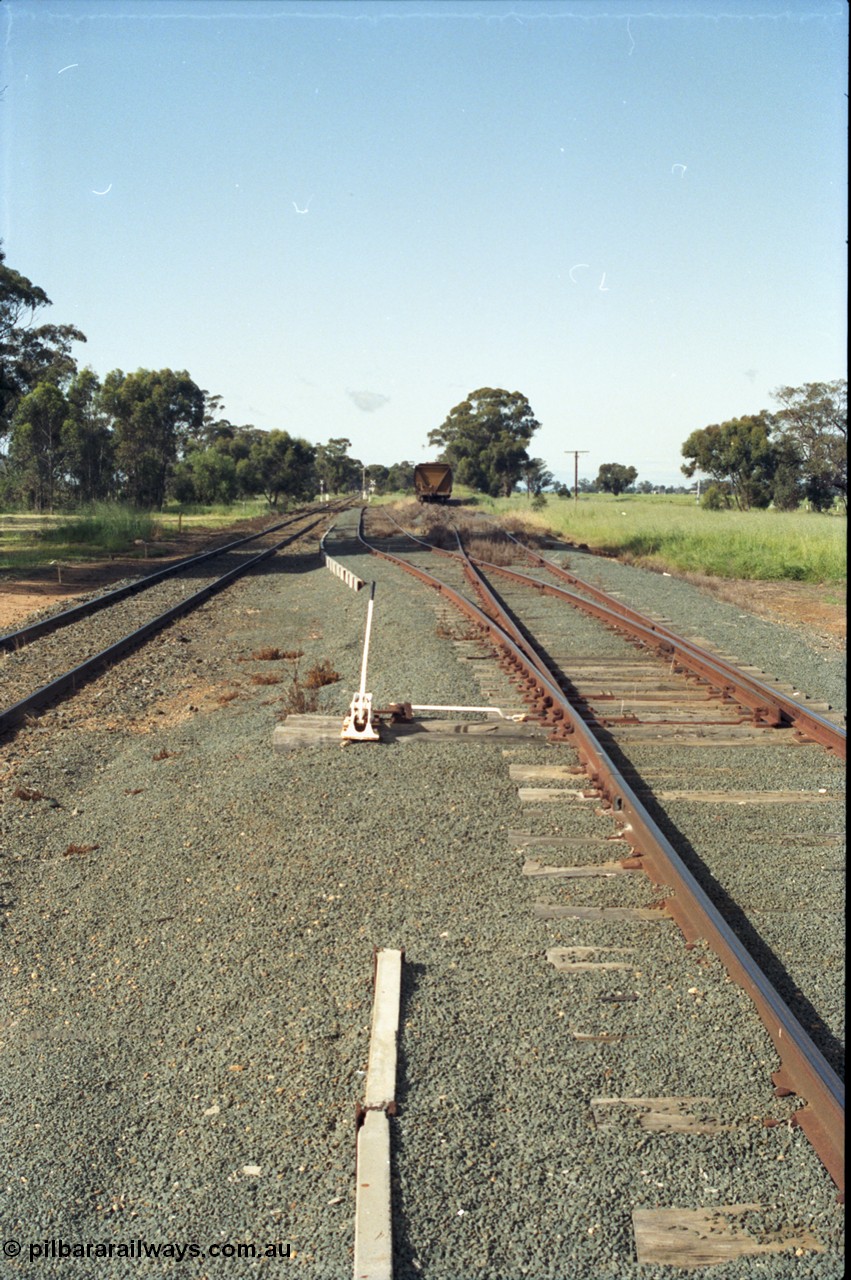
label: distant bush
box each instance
[700,485,730,511]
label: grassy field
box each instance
[0,501,272,572]
[463,492,847,584]
[2,494,846,585]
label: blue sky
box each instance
[2,0,846,486]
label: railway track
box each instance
[357,505,845,1197]
[2,501,844,1276]
[0,505,340,738]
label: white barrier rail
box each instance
[323,553,365,592]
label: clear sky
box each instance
[2,0,846,487]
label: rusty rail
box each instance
[358,510,845,1195]
[489,536,845,759]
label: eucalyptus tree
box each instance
[244,430,316,508]
[596,463,638,496]
[681,413,778,511]
[428,388,540,497]
[170,447,238,505]
[100,368,205,508]
[0,244,85,443]
[386,460,416,493]
[8,381,68,511]
[63,368,114,503]
[315,437,359,494]
[771,381,846,509]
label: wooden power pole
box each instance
[565,451,589,504]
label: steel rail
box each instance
[0,504,339,654]
[371,510,844,757]
[0,516,327,739]
[357,511,845,1195]
[466,554,846,755]
[493,533,846,758]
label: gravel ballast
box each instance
[1,520,845,1278]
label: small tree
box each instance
[171,447,239,505]
[596,463,638,496]
[700,483,731,510]
[521,457,554,497]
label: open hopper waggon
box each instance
[413,462,453,504]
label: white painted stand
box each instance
[342,583,380,741]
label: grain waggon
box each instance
[413,462,453,504]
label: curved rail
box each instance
[494,532,846,758]
[372,509,845,758]
[0,515,328,738]
[358,509,845,1195]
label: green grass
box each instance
[0,504,165,571]
[0,499,285,573]
[471,493,847,584]
[40,505,159,552]
[3,493,846,585]
[158,498,271,531]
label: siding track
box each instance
[358,505,845,1195]
[0,506,340,738]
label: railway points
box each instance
[1,498,845,1276]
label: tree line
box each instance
[0,246,422,512]
[1,247,845,513]
[425,383,846,510]
[680,387,846,511]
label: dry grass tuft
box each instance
[364,509,403,538]
[279,675,319,714]
[465,535,517,566]
[277,655,341,713]
[303,660,341,689]
[251,673,281,686]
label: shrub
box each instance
[700,485,730,511]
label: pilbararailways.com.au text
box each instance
[4,1238,292,1263]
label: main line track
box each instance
[0,505,342,738]
[357,506,845,1195]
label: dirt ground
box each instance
[677,571,846,649]
[0,523,846,648]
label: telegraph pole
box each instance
[565,451,589,505]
